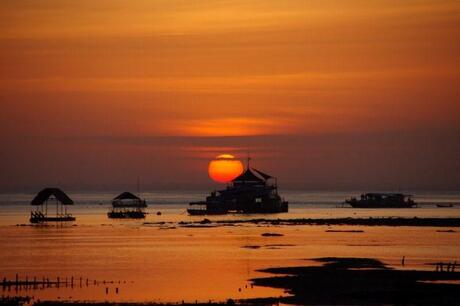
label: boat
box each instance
[436,203,454,208]
[345,193,417,208]
[188,160,288,215]
[30,188,76,223]
[108,192,147,219]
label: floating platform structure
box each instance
[188,161,288,215]
[108,192,147,219]
[437,203,454,208]
[345,193,417,208]
[30,188,76,223]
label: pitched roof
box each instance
[113,192,141,201]
[232,168,265,183]
[31,188,74,205]
[252,168,273,180]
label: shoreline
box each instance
[176,217,460,227]
[7,217,460,229]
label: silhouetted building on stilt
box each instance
[108,192,147,219]
[188,160,288,215]
[30,188,75,223]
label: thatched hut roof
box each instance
[113,192,141,201]
[112,192,146,208]
[31,188,74,205]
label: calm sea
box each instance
[1,190,459,303]
[1,190,460,226]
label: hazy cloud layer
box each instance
[0,0,459,191]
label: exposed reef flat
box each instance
[142,217,460,229]
[251,257,460,305]
[261,233,284,237]
[153,217,460,228]
[210,217,460,227]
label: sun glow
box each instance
[208,154,244,183]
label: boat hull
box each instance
[107,211,146,219]
[30,216,76,223]
[187,201,288,215]
[187,209,227,216]
[346,200,416,208]
[436,204,454,208]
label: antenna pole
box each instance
[247,149,251,170]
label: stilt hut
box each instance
[30,188,76,223]
[108,192,147,219]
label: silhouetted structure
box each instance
[30,188,75,223]
[108,192,147,219]
[188,160,288,215]
[252,257,460,305]
[345,193,417,208]
[436,203,454,208]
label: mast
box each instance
[246,149,251,170]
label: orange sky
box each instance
[0,0,459,191]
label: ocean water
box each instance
[0,190,459,303]
[0,190,460,226]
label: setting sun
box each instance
[208,154,244,183]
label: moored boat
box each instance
[436,203,454,208]
[345,193,417,208]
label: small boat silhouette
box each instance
[436,203,454,208]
